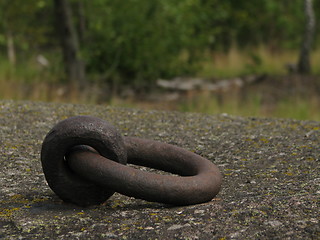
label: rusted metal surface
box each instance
[41,116,222,206]
[41,116,127,206]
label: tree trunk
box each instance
[76,0,87,44]
[6,30,16,66]
[53,0,86,86]
[297,0,315,74]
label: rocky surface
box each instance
[0,100,319,239]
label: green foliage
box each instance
[83,0,220,87]
[0,0,54,53]
[0,0,319,87]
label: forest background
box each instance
[1,0,320,120]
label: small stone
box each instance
[167,224,190,231]
[194,210,205,214]
[144,226,154,230]
[265,220,282,227]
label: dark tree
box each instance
[53,0,86,85]
[297,0,316,74]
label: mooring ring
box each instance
[41,116,222,206]
[41,116,127,206]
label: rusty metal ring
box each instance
[41,116,222,206]
[41,116,127,206]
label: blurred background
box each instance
[1,0,320,120]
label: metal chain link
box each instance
[41,116,222,206]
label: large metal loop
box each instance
[41,116,222,206]
[41,116,127,206]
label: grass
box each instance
[200,45,320,78]
[179,92,262,117]
[0,47,320,121]
[273,96,320,120]
[178,93,320,121]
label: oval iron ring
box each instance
[67,137,222,206]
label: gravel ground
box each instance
[0,100,319,239]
